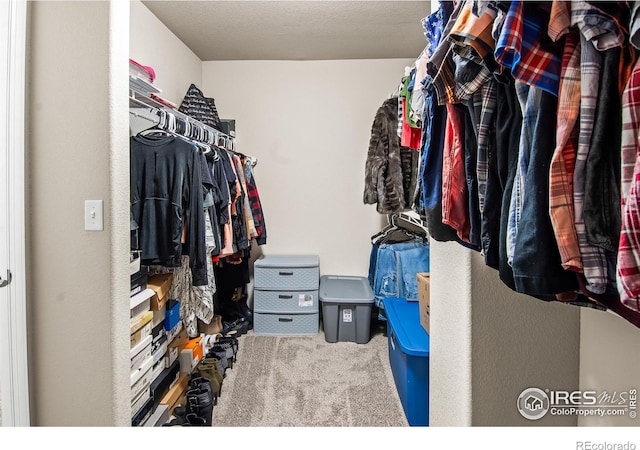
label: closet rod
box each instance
[128,81,262,163]
[129,89,236,148]
[129,101,263,164]
[129,104,236,152]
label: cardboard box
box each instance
[164,299,180,331]
[152,304,167,329]
[147,273,173,311]
[417,273,430,335]
[130,340,152,372]
[179,337,203,374]
[131,387,150,418]
[130,335,153,361]
[151,359,165,383]
[130,310,153,335]
[166,320,183,343]
[143,404,169,427]
[130,289,153,319]
[130,321,153,349]
[132,397,154,426]
[168,328,188,348]
[165,346,179,368]
[131,356,154,403]
[160,372,188,413]
[152,338,168,366]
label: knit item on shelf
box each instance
[178,83,221,131]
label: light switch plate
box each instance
[85,200,104,231]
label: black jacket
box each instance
[130,135,207,286]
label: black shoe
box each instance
[185,413,208,426]
[238,300,253,324]
[189,376,216,406]
[186,388,214,426]
[206,351,228,373]
[237,320,250,335]
[222,317,245,335]
[162,410,188,426]
[209,342,235,367]
[217,336,239,355]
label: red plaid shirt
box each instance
[495,1,561,96]
[617,58,640,312]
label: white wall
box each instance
[201,59,412,278]
[130,0,202,105]
[579,309,640,426]
[429,240,473,426]
[430,241,581,426]
[27,1,130,425]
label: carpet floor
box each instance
[213,322,408,427]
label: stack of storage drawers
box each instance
[253,255,320,336]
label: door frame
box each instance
[0,0,30,427]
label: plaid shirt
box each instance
[617,58,640,312]
[548,9,582,272]
[622,54,640,202]
[574,33,608,294]
[428,0,493,105]
[243,161,267,245]
[469,79,497,214]
[495,1,561,96]
[571,1,625,51]
[449,0,499,73]
[632,1,640,50]
[569,3,625,293]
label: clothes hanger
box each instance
[245,155,258,168]
[396,212,430,240]
[371,214,398,244]
[137,127,172,138]
[371,212,428,245]
[198,142,212,155]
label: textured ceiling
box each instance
[141,1,431,61]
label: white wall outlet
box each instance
[84,200,104,231]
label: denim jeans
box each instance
[369,239,430,319]
[395,245,431,301]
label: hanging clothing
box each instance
[494,75,522,287]
[583,45,623,254]
[370,0,640,327]
[363,97,416,214]
[494,1,562,96]
[548,26,582,273]
[369,239,430,320]
[199,149,222,257]
[442,103,471,243]
[509,83,577,297]
[232,154,257,241]
[244,159,268,245]
[227,151,249,253]
[130,134,208,286]
[617,56,640,313]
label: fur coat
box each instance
[363,97,418,214]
